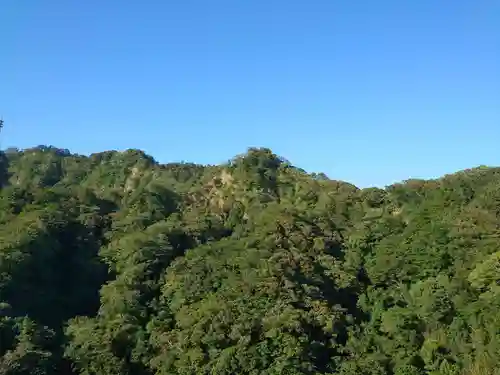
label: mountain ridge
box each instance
[0,145,499,375]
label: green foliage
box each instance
[0,146,499,374]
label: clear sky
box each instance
[1,1,499,187]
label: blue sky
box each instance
[1,1,499,187]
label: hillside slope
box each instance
[0,146,499,375]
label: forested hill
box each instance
[0,145,499,375]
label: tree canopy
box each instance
[0,146,499,375]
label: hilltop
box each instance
[0,145,499,375]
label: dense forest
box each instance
[0,145,499,375]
